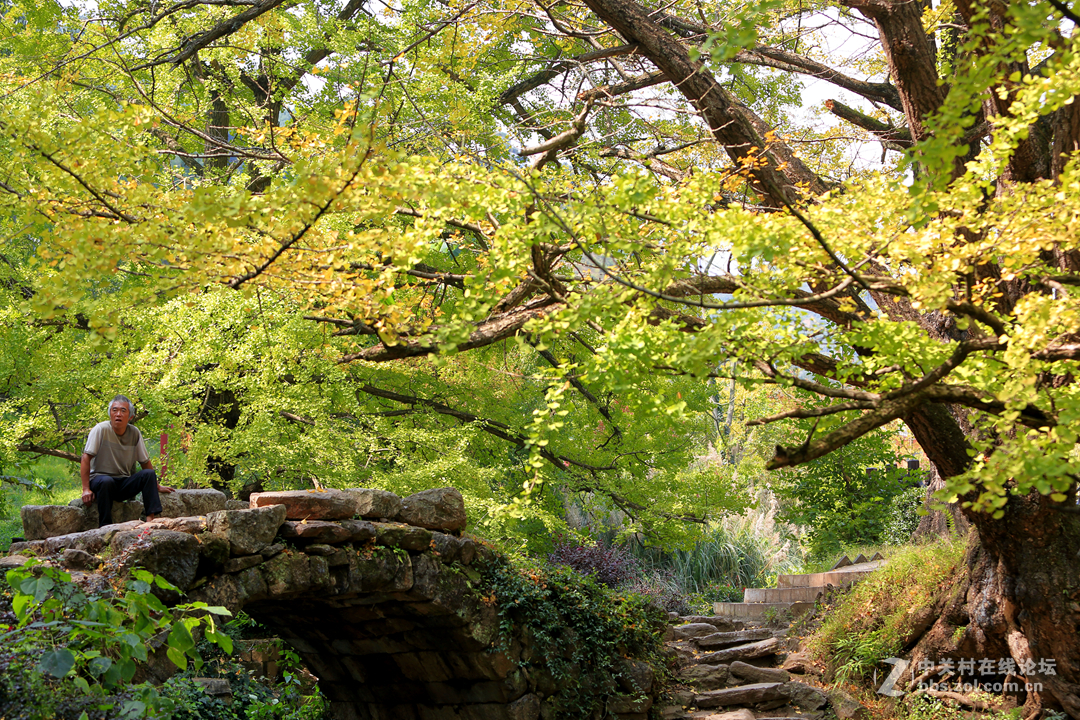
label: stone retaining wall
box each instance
[7,487,663,720]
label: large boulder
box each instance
[22,505,93,540]
[695,683,786,708]
[248,490,355,520]
[158,492,187,518]
[673,623,720,640]
[373,521,432,551]
[206,505,288,555]
[398,488,467,532]
[111,488,226,519]
[782,682,828,711]
[343,488,402,519]
[827,688,870,720]
[678,663,729,691]
[729,660,791,684]
[195,531,231,574]
[112,501,145,524]
[111,529,201,594]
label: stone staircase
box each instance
[660,613,826,720]
[712,554,885,622]
[656,554,885,719]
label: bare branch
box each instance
[17,443,80,463]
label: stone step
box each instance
[742,586,824,603]
[712,601,815,621]
[696,628,774,649]
[775,560,884,589]
[694,682,785,709]
[697,637,781,665]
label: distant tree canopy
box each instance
[1,0,1079,712]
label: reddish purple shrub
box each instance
[547,539,640,588]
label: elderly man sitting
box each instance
[80,394,174,526]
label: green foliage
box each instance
[161,670,328,720]
[773,425,918,559]
[1,560,233,717]
[0,457,79,550]
[900,692,1022,720]
[807,540,966,683]
[0,0,1077,608]
[162,612,328,720]
[480,556,668,718]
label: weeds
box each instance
[899,692,1021,720]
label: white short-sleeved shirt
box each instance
[84,421,150,477]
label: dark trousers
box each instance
[89,470,160,526]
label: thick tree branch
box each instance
[734,46,903,112]
[580,0,817,206]
[825,99,912,149]
[17,443,80,463]
[577,70,666,102]
[521,102,593,170]
[355,384,616,471]
[840,0,946,147]
[338,298,557,363]
[768,392,923,468]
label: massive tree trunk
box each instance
[901,374,1080,718]
[904,490,1080,719]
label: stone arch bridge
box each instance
[9,487,659,720]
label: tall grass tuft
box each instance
[634,494,803,607]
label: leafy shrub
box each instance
[635,502,801,601]
[772,426,921,559]
[1,560,233,717]
[883,485,925,545]
[625,569,693,615]
[0,645,149,720]
[547,538,640,587]
[162,676,243,720]
[163,611,329,720]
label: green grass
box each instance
[1,456,82,551]
[806,538,967,683]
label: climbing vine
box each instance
[480,556,669,718]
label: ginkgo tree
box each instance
[1,0,1079,714]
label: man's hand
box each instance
[159,484,175,493]
[80,453,93,506]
